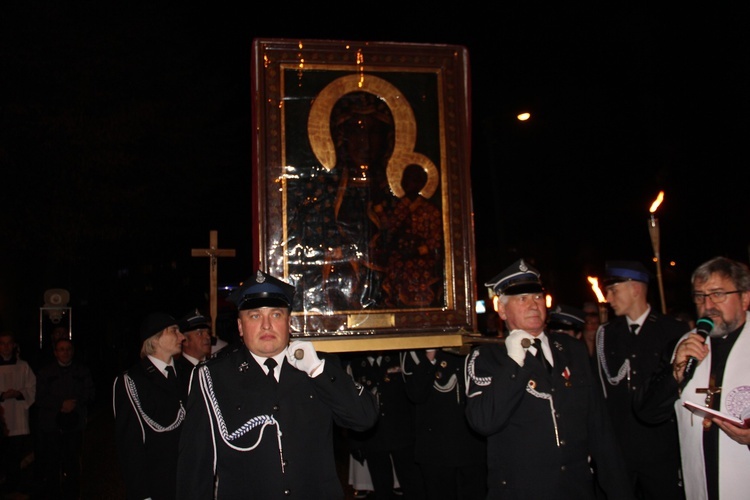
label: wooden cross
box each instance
[191,230,236,334]
[696,375,722,430]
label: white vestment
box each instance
[0,357,37,436]
[674,311,750,500]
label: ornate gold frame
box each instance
[251,39,476,351]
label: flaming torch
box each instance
[648,191,667,314]
[587,276,608,323]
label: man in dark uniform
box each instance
[465,258,634,500]
[113,312,189,500]
[175,309,212,370]
[347,350,422,500]
[175,270,378,500]
[402,348,487,500]
[595,260,689,499]
[547,304,587,339]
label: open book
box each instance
[683,401,750,429]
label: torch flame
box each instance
[587,277,606,303]
[649,191,664,214]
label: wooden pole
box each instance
[648,216,667,314]
[191,230,236,334]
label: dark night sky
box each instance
[1,3,748,365]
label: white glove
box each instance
[286,340,325,378]
[505,329,535,367]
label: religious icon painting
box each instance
[251,38,476,350]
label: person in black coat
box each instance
[175,270,378,500]
[174,309,213,372]
[113,312,188,500]
[595,260,689,499]
[465,259,634,500]
[346,350,423,500]
[35,337,95,499]
[402,348,487,500]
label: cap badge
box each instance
[519,260,529,272]
[256,270,265,283]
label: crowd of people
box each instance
[463,255,750,500]
[0,326,95,500]
[2,254,749,499]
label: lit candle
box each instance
[587,276,608,323]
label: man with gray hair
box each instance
[635,256,750,500]
[465,258,633,500]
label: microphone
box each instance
[681,316,714,385]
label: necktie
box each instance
[533,338,551,373]
[630,323,639,335]
[264,358,278,383]
[165,365,177,384]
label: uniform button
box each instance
[560,439,565,446]
[560,465,566,472]
[284,489,291,496]
[273,404,280,411]
[632,370,637,375]
[501,480,507,485]
[631,353,637,358]
[550,388,556,393]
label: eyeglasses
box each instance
[691,290,742,304]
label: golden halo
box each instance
[307,74,438,199]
